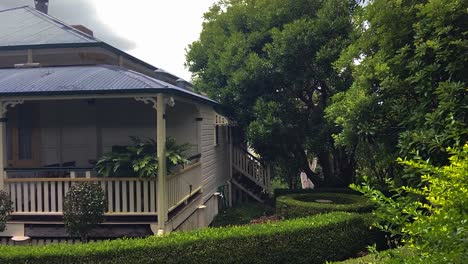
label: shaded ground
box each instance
[210,202,275,227]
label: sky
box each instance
[0,0,218,80]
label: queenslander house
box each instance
[0,2,271,244]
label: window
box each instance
[214,125,219,146]
[6,103,40,167]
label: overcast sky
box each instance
[0,0,217,80]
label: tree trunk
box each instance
[297,147,322,187]
[335,148,356,186]
[80,233,88,243]
[317,150,334,186]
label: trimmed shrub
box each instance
[0,212,376,264]
[274,188,361,200]
[0,190,13,232]
[273,188,392,202]
[277,192,373,219]
[63,183,106,242]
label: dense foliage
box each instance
[95,137,190,178]
[352,145,468,263]
[276,192,372,219]
[0,190,13,232]
[326,0,468,184]
[186,0,358,186]
[0,212,375,264]
[63,183,106,243]
[334,247,417,264]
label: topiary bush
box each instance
[0,190,13,232]
[63,183,106,242]
[0,212,377,264]
[276,192,373,219]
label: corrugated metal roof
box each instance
[0,6,99,47]
[0,65,218,105]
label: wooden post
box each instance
[266,165,271,193]
[0,102,6,191]
[156,94,167,233]
[228,127,233,207]
[197,205,207,228]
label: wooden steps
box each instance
[231,179,264,203]
[231,147,271,203]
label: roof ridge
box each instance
[23,6,100,42]
[104,64,172,89]
[0,5,29,13]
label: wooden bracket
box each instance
[134,97,157,110]
[1,100,24,116]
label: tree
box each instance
[186,0,357,186]
[0,190,13,232]
[326,0,468,185]
[63,183,106,242]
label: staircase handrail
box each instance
[232,146,271,192]
[235,146,266,166]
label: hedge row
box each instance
[273,188,392,201]
[277,192,373,219]
[0,212,376,264]
[273,187,361,201]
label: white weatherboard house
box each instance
[0,5,270,244]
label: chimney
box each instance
[34,0,49,14]
[176,79,193,91]
[71,25,94,37]
[154,69,175,84]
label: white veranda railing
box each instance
[4,162,201,216]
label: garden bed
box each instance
[210,203,275,227]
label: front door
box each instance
[7,102,40,168]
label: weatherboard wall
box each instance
[199,105,230,203]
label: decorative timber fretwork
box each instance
[134,96,175,110]
[164,96,175,107]
[1,100,25,116]
[215,114,229,126]
[134,97,157,110]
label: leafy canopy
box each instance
[187,0,357,185]
[326,0,468,184]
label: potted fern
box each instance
[95,137,190,178]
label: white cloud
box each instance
[93,0,217,80]
[0,0,217,80]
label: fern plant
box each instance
[95,137,190,178]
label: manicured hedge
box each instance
[276,192,373,219]
[0,212,376,264]
[274,188,360,199]
[273,188,392,202]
